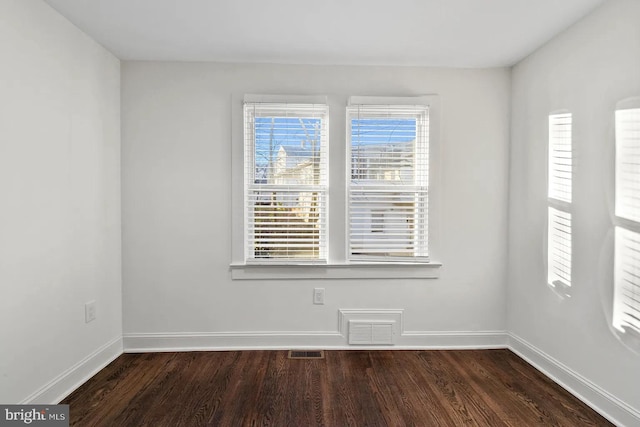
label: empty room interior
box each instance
[1,0,640,425]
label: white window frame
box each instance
[613,98,640,340]
[243,100,329,264]
[547,112,573,294]
[346,97,430,263]
[230,94,441,280]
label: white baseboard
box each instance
[509,333,640,427]
[123,330,508,352]
[402,330,508,348]
[123,331,343,352]
[20,336,123,405]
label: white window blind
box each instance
[614,105,640,337]
[243,102,328,262]
[347,103,429,262]
[615,108,640,223]
[548,207,572,288]
[613,227,640,335]
[547,112,572,289]
[548,113,573,203]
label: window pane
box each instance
[254,117,324,185]
[351,118,416,184]
[249,190,325,259]
[349,190,427,258]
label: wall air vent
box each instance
[348,321,395,345]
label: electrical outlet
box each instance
[85,301,96,323]
[313,288,324,305]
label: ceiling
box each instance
[43,0,606,68]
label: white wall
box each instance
[508,0,640,423]
[121,62,511,349]
[0,0,121,403]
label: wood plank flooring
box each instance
[61,350,613,426]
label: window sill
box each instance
[229,262,442,280]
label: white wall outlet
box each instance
[85,300,96,323]
[313,288,324,305]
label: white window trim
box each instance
[231,94,442,280]
[229,261,442,280]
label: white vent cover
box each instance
[348,320,395,345]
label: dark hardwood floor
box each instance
[62,349,613,426]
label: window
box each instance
[232,94,440,279]
[243,102,328,263]
[547,113,572,290]
[613,105,640,337]
[347,101,429,262]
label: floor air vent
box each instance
[288,350,324,359]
